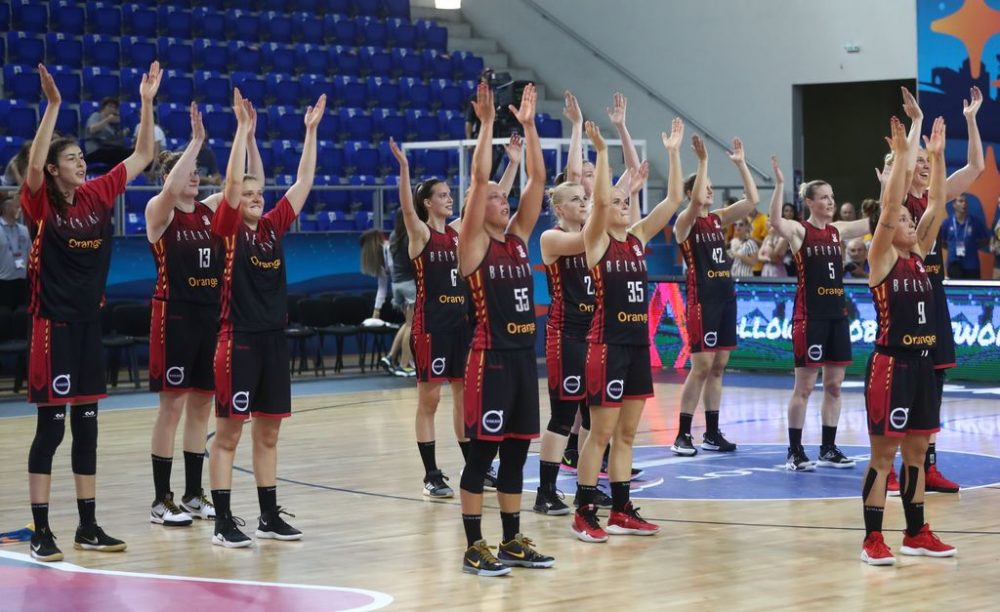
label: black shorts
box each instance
[687,297,737,353]
[930,283,955,369]
[585,343,654,408]
[865,348,940,438]
[149,300,218,394]
[214,329,291,420]
[28,315,106,405]
[545,330,587,403]
[792,317,852,368]
[412,326,470,383]
[463,348,540,441]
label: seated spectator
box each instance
[3,140,32,186]
[943,193,989,279]
[843,237,869,279]
[837,201,856,221]
[728,216,759,279]
[85,97,132,167]
[0,194,30,310]
[196,142,223,186]
[748,206,769,276]
[781,202,799,221]
[757,226,788,278]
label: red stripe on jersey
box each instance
[867,353,894,432]
[26,218,44,316]
[793,249,806,320]
[412,255,427,334]
[218,235,236,325]
[589,264,606,344]
[545,261,565,331]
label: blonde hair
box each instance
[798,180,829,202]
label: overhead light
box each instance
[435,0,461,8]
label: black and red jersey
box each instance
[20,164,126,322]
[212,197,296,332]
[903,192,944,283]
[871,254,936,350]
[793,221,846,320]
[545,238,594,340]
[151,201,219,306]
[679,213,735,303]
[587,233,649,346]
[466,235,535,350]
[412,224,467,334]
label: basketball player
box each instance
[458,82,552,575]
[208,89,323,547]
[767,158,873,471]
[860,115,955,565]
[671,134,760,456]
[571,118,686,542]
[23,62,162,561]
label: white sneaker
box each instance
[179,490,216,520]
[151,493,193,526]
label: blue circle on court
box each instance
[523,444,1000,500]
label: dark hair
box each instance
[158,150,183,180]
[389,208,407,258]
[799,180,829,202]
[413,178,446,223]
[862,198,881,235]
[683,173,698,198]
[41,137,82,216]
[554,170,567,185]
[99,97,119,110]
[782,202,800,221]
[358,228,385,277]
[12,140,32,182]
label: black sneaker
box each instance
[212,515,253,548]
[256,508,302,541]
[817,444,856,469]
[785,446,815,472]
[483,466,498,492]
[560,449,578,473]
[671,433,698,456]
[498,533,555,568]
[573,485,613,510]
[462,539,511,576]
[423,470,455,498]
[74,524,127,552]
[532,486,571,516]
[30,527,63,562]
[702,431,737,452]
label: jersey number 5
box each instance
[828,262,836,280]
[514,287,529,312]
[198,248,211,269]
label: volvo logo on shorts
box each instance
[703,332,718,348]
[890,407,910,429]
[606,379,624,401]
[232,391,250,413]
[431,357,446,376]
[808,344,823,362]
[482,410,504,433]
[52,374,71,396]
[166,366,185,386]
[563,375,581,395]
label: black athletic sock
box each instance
[31,503,50,532]
[610,481,630,512]
[821,425,837,448]
[151,454,172,500]
[458,440,470,462]
[705,411,720,435]
[500,511,520,542]
[77,498,96,527]
[565,432,579,453]
[211,489,231,519]
[257,486,277,516]
[678,413,693,436]
[539,460,560,489]
[182,451,204,498]
[902,501,925,537]
[788,427,803,448]
[462,514,482,547]
[576,484,598,507]
[863,505,884,537]
[417,441,438,475]
[925,443,936,470]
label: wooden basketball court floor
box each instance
[1,369,998,610]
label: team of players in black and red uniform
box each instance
[19,62,979,572]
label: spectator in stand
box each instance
[0,194,31,310]
[782,202,799,221]
[991,197,1000,280]
[757,226,788,277]
[943,193,989,279]
[728,216,759,278]
[196,142,222,187]
[843,237,869,279]
[4,140,32,186]
[838,201,857,221]
[780,203,800,275]
[748,206,769,276]
[85,98,132,167]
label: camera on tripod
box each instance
[481,68,529,138]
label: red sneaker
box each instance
[901,524,956,557]
[925,465,960,493]
[860,531,895,566]
[571,505,608,543]
[606,502,659,536]
[886,467,900,496]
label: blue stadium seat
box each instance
[327,0,350,14]
[316,141,344,177]
[345,141,379,176]
[263,43,296,74]
[358,16,387,47]
[415,19,447,51]
[120,37,157,70]
[330,45,360,76]
[366,76,399,108]
[334,77,367,108]
[161,69,194,103]
[158,102,190,138]
[378,144,400,178]
[193,39,229,71]
[3,64,40,101]
[158,37,193,72]
[86,2,122,36]
[459,79,477,100]
[203,104,235,140]
[158,5,193,39]
[79,100,100,124]
[372,108,406,140]
[422,50,452,80]
[163,137,185,152]
[228,40,263,73]
[350,175,378,213]
[338,108,374,141]
[386,18,416,49]
[420,149,450,178]
[267,73,303,106]
[0,136,27,170]
[0,2,10,33]
[359,46,391,77]
[405,109,439,141]
[226,9,259,41]
[51,1,85,35]
[292,12,324,44]
[391,48,422,78]
[118,67,144,100]
[116,101,140,133]
[263,11,293,43]
[536,113,562,138]
[353,0,381,17]
[207,138,229,174]
[275,140,301,174]
[194,70,229,105]
[324,14,358,45]
[12,0,47,33]
[270,106,306,140]
[313,175,351,217]
[430,79,463,111]
[383,0,409,20]
[192,7,225,39]
[46,33,84,69]
[82,66,118,101]
[0,36,5,65]
[48,66,82,103]
[257,142,273,171]
[0,102,36,139]
[399,78,431,110]
[452,51,484,81]
[232,71,266,106]
[296,43,329,75]
[437,110,465,140]
[8,32,44,65]
[83,34,120,69]
[123,4,157,37]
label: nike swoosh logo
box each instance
[505,549,526,559]
[260,520,269,527]
[468,559,480,568]
[81,537,99,545]
[31,543,41,552]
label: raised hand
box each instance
[901,86,922,122]
[874,162,891,186]
[38,64,61,105]
[771,155,784,183]
[139,61,162,103]
[726,137,745,164]
[246,100,258,137]
[923,116,946,156]
[388,137,408,166]
[190,102,205,142]
[304,94,327,130]
[660,117,684,152]
[629,160,650,193]
[562,90,582,126]
[509,83,537,127]
[232,88,248,125]
[963,86,983,119]
[504,132,523,164]
[472,82,495,124]
[691,134,707,161]
[885,116,908,154]
[585,120,606,152]
[606,92,626,126]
